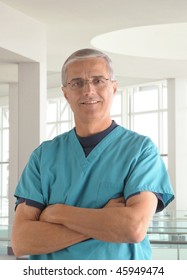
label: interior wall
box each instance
[168,78,187,211]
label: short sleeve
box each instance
[15,197,45,210]
[14,146,45,206]
[124,138,174,208]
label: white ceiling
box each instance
[1,0,187,89]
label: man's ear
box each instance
[113,81,118,96]
[61,86,68,101]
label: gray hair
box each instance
[61,48,115,86]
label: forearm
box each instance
[39,193,157,244]
[11,220,89,257]
[62,206,129,242]
[42,205,135,243]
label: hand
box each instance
[39,204,65,223]
[104,197,125,208]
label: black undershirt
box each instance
[75,120,118,156]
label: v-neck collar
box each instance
[69,125,123,173]
[75,121,118,156]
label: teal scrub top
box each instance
[14,126,174,260]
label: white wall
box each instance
[0,2,46,62]
[168,78,187,211]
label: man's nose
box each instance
[82,81,95,93]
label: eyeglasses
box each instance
[64,76,112,90]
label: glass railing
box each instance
[148,210,187,260]
[0,224,14,259]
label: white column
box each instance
[18,62,46,175]
[168,78,187,211]
[9,62,46,227]
[9,83,18,227]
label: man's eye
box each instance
[93,78,104,84]
[72,80,83,87]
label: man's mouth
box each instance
[80,100,100,105]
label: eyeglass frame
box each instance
[63,76,115,91]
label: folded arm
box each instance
[40,192,158,243]
[12,192,157,257]
[11,202,89,257]
[11,197,124,257]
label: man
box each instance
[11,48,174,260]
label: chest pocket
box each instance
[96,182,124,208]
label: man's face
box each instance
[62,57,117,126]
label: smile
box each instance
[80,100,100,105]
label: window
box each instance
[47,97,73,140]
[127,81,168,167]
[0,106,9,226]
[111,91,123,125]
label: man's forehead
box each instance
[66,57,108,75]
[68,57,106,66]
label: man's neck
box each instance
[75,119,113,137]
